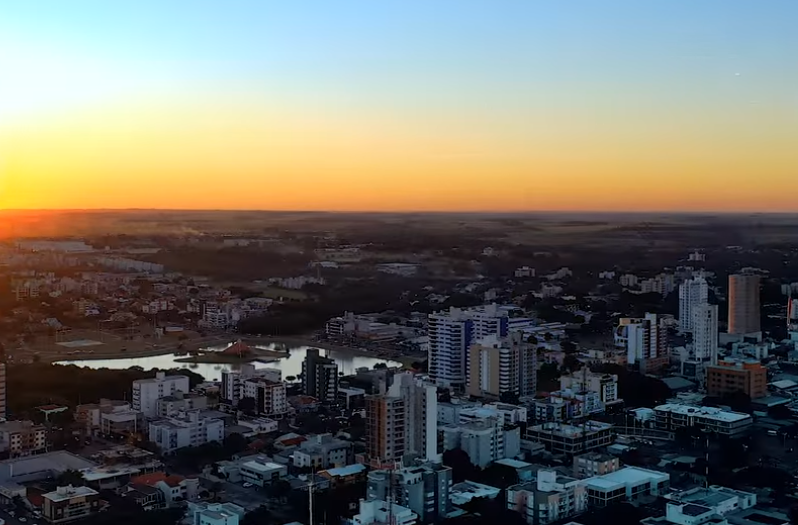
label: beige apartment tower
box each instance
[728,274,761,335]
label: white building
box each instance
[240,458,287,486]
[467,332,537,399]
[186,502,246,525]
[615,313,668,370]
[351,499,418,525]
[148,410,224,454]
[584,467,669,506]
[42,485,100,524]
[221,364,281,406]
[679,277,709,333]
[692,303,719,364]
[132,372,190,418]
[428,304,535,388]
[653,404,752,437]
[441,410,521,468]
[559,371,620,406]
[243,379,289,418]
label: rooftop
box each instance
[450,481,501,506]
[654,404,751,423]
[530,421,614,437]
[242,459,284,473]
[495,459,534,469]
[43,485,99,502]
[585,467,669,491]
[323,464,366,478]
[0,451,97,482]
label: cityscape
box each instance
[1,2,798,525]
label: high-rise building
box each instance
[365,394,406,468]
[466,332,536,399]
[0,343,6,421]
[132,372,190,417]
[692,303,719,364]
[728,274,761,335]
[679,277,709,333]
[301,348,339,403]
[788,297,798,343]
[428,304,534,388]
[614,313,668,372]
[364,373,438,467]
[706,358,767,400]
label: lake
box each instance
[55,343,401,382]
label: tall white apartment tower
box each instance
[692,304,719,365]
[679,277,709,333]
[132,372,190,417]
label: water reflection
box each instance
[55,344,401,381]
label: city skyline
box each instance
[1,1,797,212]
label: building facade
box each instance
[728,274,761,335]
[367,463,452,524]
[0,420,47,457]
[147,410,224,454]
[132,372,190,417]
[679,277,709,333]
[42,485,101,524]
[615,313,669,372]
[467,332,537,399]
[706,358,767,400]
[365,394,406,467]
[507,470,588,525]
[692,304,719,364]
[243,379,289,418]
[221,364,281,406]
[653,404,752,437]
[302,348,339,403]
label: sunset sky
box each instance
[1,1,796,212]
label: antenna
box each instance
[309,469,314,525]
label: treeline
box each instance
[7,363,204,418]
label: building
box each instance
[559,371,620,407]
[243,379,289,418]
[526,421,614,455]
[0,352,6,420]
[728,275,761,335]
[221,364,281,406]
[132,372,190,417]
[302,348,339,404]
[615,313,669,372]
[320,463,368,488]
[428,304,535,388]
[364,373,438,466]
[0,420,47,457]
[665,485,756,515]
[532,390,604,422]
[706,358,767,400]
[351,499,418,525]
[441,414,521,468]
[679,277,709,333]
[186,502,246,525]
[239,458,287,486]
[147,411,224,454]
[293,434,352,469]
[365,394,406,467]
[42,485,100,524]
[692,304,719,365]
[573,453,620,478]
[367,462,452,524]
[653,404,752,437]
[467,332,537,399]
[584,467,669,507]
[788,297,798,343]
[100,408,143,437]
[157,392,208,417]
[131,472,199,507]
[507,470,588,525]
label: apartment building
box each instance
[0,359,6,420]
[706,358,767,400]
[507,470,588,525]
[441,414,521,468]
[243,378,289,418]
[728,275,761,335]
[220,364,281,406]
[615,313,669,372]
[466,332,537,399]
[42,485,101,524]
[679,277,709,333]
[367,463,452,524]
[365,394,406,467]
[653,404,752,437]
[292,434,352,469]
[0,420,48,457]
[132,372,190,417]
[147,410,224,454]
[573,452,620,479]
[559,371,620,406]
[302,348,339,403]
[428,304,534,388]
[533,390,605,422]
[186,502,246,525]
[157,392,209,417]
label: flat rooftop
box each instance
[654,404,751,423]
[585,467,669,491]
[44,486,99,502]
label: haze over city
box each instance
[2,1,797,212]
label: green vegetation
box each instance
[7,363,204,418]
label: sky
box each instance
[0,1,796,212]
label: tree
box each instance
[56,469,85,487]
[443,448,480,482]
[237,397,257,413]
[499,391,520,405]
[242,505,273,525]
[768,404,793,420]
[223,433,248,455]
[561,354,581,373]
[560,340,577,353]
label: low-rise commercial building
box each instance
[584,467,669,507]
[239,457,287,486]
[653,405,752,437]
[526,421,614,455]
[42,485,101,524]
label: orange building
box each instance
[706,358,767,400]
